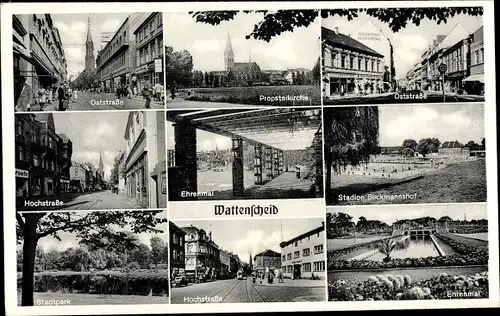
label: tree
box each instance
[189,8,482,42]
[129,243,152,269]
[402,147,414,157]
[467,140,480,150]
[110,152,124,186]
[150,236,166,268]
[402,139,417,151]
[166,46,194,89]
[16,211,166,306]
[416,138,434,157]
[377,239,400,262]
[481,138,485,149]
[312,58,321,85]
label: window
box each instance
[313,261,325,272]
[75,170,78,176]
[173,249,177,260]
[293,251,300,259]
[294,241,298,247]
[314,244,323,254]
[48,137,53,149]
[18,146,25,161]
[287,253,292,260]
[341,54,346,68]
[303,263,311,272]
[349,56,354,69]
[180,236,184,245]
[173,234,179,244]
[371,61,374,71]
[282,255,286,262]
[303,248,310,257]
[331,51,338,67]
[33,155,39,167]
[179,251,184,261]
[365,60,369,71]
[51,161,55,171]
[16,121,23,136]
[481,48,484,63]
[358,58,362,70]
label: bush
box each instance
[328,272,489,301]
[31,271,169,296]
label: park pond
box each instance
[362,236,441,262]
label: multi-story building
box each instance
[15,114,73,200]
[322,26,386,98]
[96,13,148,93]
[69,162,87,192]
[169,221,186,277]
[464,26,484,95]
[82,162,96,191]
[133,12,163,94]
[219,249,231,278]
[253,249,281,276]
[439,140,469,157]
[280,222,325,280]
[440,37,470,93]
[229,253,240,275]
[13,14,67,106]
[123,111,167,208]
[182,225,221,279]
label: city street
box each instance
[32,91,164,111]
[18,190,146,211]
[324,91,484,105]
[171,278,326,304]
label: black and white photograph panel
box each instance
[320,7,484,105]
[169,218,326,304]
[15,111,167,211]
[13,13,165,112]
[323,104,486,205]
[326,204,489,301]
[165,10,321,108]
[16,210,169,306]
[166,108,323,201]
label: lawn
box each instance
[331,159,486,205]
[186,85,321,106]
[17,291,168,306]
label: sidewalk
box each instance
[325,92,394,100]
[100,92,164,106]
[253,279,325,288]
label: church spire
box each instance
[224,32,234,71]
[86,14,93,44]
[85,13,96,72]
[98,150,104,176]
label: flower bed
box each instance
[328,272,488,301]
[435,233,488,256]
[21,271,169,296]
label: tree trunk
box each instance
[21,214,39,306]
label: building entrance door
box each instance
[293,264,301,279]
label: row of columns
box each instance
[252,144,284,187]
[171,122,323,199]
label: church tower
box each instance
[224,33,235,71]
[85,14,96,72]
[98,150,104,177]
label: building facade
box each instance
[280,223,325,280]
[169,221,186,277]
[133,12,164,94]
[464,26,484,95]
[441,37,470,93]
[182,226,221,279]
[13,14,67,108]
[439,140,469,157]
[322,26,386,98]
[123,111,167,208]
[15,114,73,200]
[69,162,87,192]
[96,13,148,93]
[253,249,281,276]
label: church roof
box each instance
[232,62,260,72]
[322,26,384,58]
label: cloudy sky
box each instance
[379,104,484,147]
[35,211,168,252]
[172,218,323,264]
[327,203,487,225]
[50,13,141,79]
[165,11,320,71]
[52,112,129,178]
[323,12,483,79]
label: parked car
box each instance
[172,276,188,287]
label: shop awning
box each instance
[463,74,484,83]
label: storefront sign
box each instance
[15,169,29,178]
[135,64,149,74]
[154,59,163,73]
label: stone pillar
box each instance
[254,145,263,185]
[278,150,284,175]
[232,137,244,197]
[265,146,273,181]
[173,123,197,200]
[272,148,280,178]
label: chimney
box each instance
[334,27,339,34]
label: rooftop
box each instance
[322,26,384,58]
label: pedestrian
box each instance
[14,75,33,112]
[170,85,176,100]
[47,87,53,105]
[154,82,162,101]
[58,83,68,111]
[38,86,47,111]
[143,81,152,109]
[73,88,78,101]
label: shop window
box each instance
[313,261,325,272]
[303,263,311,272]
